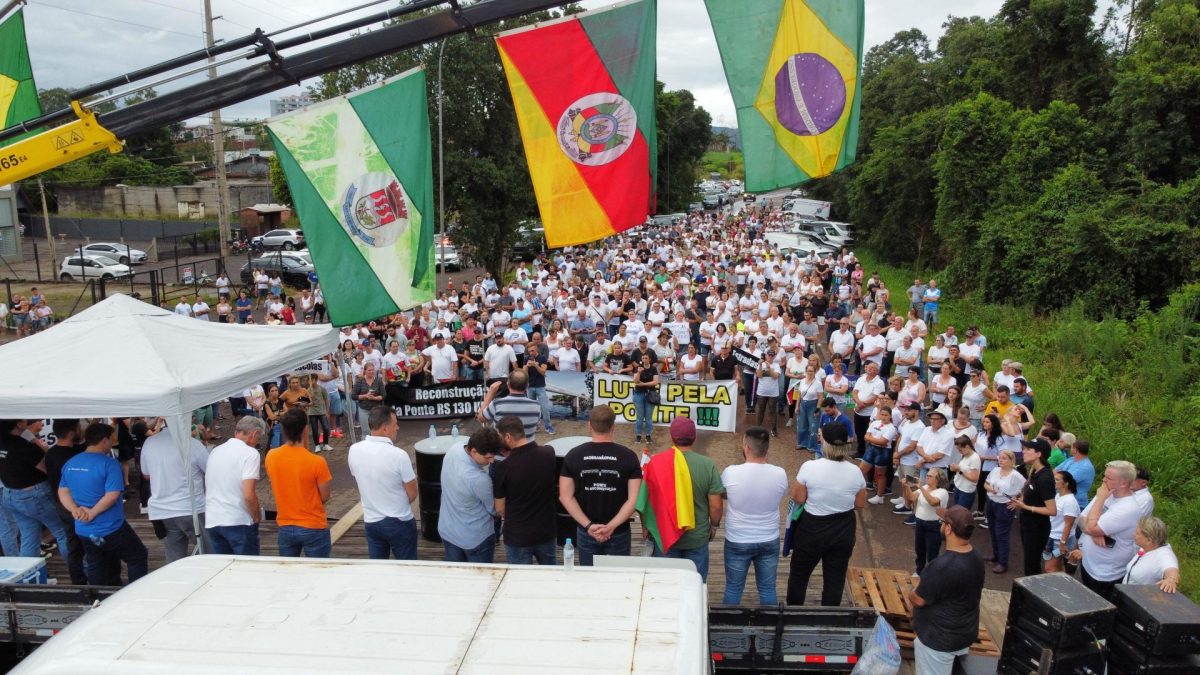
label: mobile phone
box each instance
[905,475,919,485]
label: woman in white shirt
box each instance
[929,361,955,406]
[678,343,706,382]
[983,450,1025,574]
[1123,515,1181,593]
[950,435,982,511]
[898,368,926,410]
[712,322,733,353]
[824,361,850,409]
[962,370,991,429]
[787,425,866,605]
[905,468,949,575]
[792,364,824,452]
[1043,471,1081,573]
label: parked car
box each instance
[59,255,133,282]
[251,228,306,250]
[511,222,546,261]
[256,250,312,267]
[76,243,147,265]
[688,202,704,212]
[435,245,462,271]
[240,256,314,290]
[702,192,721,209]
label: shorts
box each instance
[257,288,268,299]
[862,444,893,468]
[11,313,28,327]
[1043,533,1077,561]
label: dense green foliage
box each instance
[657,83,713,210]
[700,150,744,182]
[811,0,1200,317]
[858,249,1200,599]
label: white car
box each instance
[252,228,306,250]
[59,254,133,282]
[435,245,462,271]
[77,243,147,265]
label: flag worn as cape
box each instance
[635,446,695,553]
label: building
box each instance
[269,93,313,116]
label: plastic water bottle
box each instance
[563,538,574,573]
[428,424,437,442]
[451,424,459,440]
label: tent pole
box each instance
[342,362,359,445]
[167,413,205,556]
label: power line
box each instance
[32,1,201,39]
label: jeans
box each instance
[82,521,148,585]
[444,535,496,563]
[461,365,484,382]
[269,422,282,449]
[986,499,1015,567]
[527,386,553,431]
[365,516,418,560]
[653,541,710,581]
[309,414,329,446]
[3,483,71,559]
[0,503,17,557]
[723,538,780,605]
[914,636,965,675]
[575,526,632,566]
[795,399,819,450]
[505,539,557,565]
[278,525,332,558]
[742,372,757,409]
[208,523,260,555]
[55,505,88,584]
[915,518,942,574]
[633,390,653,437]
[161,513,211,563]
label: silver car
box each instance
[59,254,133,281]
[77,243,147,265]
[252,228,306,250]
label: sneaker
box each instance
[867,495,886,505]
[977,520,989,529]
[635,435,642,443]
[323,444,334,452]
[40,541,57,553]
[545,426,556,435]
[313,445,326,454]
[972,510,984,519]
[330,429,344,439]
[786,419,793,428]
[911,571,920,578]
[892,505,913,515]
[139,505,150,515]
[890,497,905,506]
[882,488,894,497]
[903,517,916,526]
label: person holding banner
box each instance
[633,353,661,444]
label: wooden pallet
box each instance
[847,566,1001,657]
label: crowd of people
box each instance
[0,286,55,337]
[0,200,1181,673]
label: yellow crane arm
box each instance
[0,101,124,187]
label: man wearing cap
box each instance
[630,335,657,367]
[754,348,783,437]
[909,506,984,674]
[1010,437,1057,576]
[895,408,954,524]
[892,402,927,509]
[422,333,460,384]
[645,417,725,581]
[817,397,855,459]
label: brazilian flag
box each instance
[0,9,41,148]
[705,0,864,192]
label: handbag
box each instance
[647,389,661,406]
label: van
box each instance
[782,198,832,219]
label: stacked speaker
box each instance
[1107,584,1200,674]
[1000,573,1114,674]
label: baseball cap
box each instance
[1021,437,1052,459]
[820,422,849,445]
[942,505,975,539]
[669,417,697,445]
[905,401,922,411]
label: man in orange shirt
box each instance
[265,408,332,557]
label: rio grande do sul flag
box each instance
[496,0,656,249]
[635,446,696,553]
[705,0,864,192]
[267,68,434,326]
[0,9,42,148]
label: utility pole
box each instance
[437,38,447,291]
[37,178,57,266]
[203,0,232,260]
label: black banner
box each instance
[386,381,487,419]
[733,348,760,372]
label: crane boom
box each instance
[0,0,567,187]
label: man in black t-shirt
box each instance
[559,406,643,565]
[709,344,738,380]
[0,419,73,565]
[43,419,88,585]
[910,506,985,674]
[493,415,558,565]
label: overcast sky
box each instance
[18,0,1111,127]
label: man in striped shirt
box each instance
[479,370,542,440]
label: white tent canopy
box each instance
[0,293,339,551]
[0,293,338,419]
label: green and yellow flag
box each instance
[0,9,42,147]
[267,68,435,326]
[704,0,864,192]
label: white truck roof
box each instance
[13,556,708,674]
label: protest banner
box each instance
[290,360,333,377]
[593,373,738,432]
[732,347,760,372]
[386,381,487,419]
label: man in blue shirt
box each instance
[58,423,148,585]
[817,397,855,459]
[439,428,503,563]
[1055,438,1095,510]
[921,280,941,329]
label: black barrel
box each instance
[415,437,458,543]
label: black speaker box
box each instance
[1107,632,1200,674]
[1006,573,1115,648]
[999,625,1106,674]
[1113,584,1200,656]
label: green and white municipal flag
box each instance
[267,67,435,326]
[0,9,43,148]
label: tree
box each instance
[657,82,711,211]
[997,100,1100,206]
[997,0,1113,113]
[268,154,292,207]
